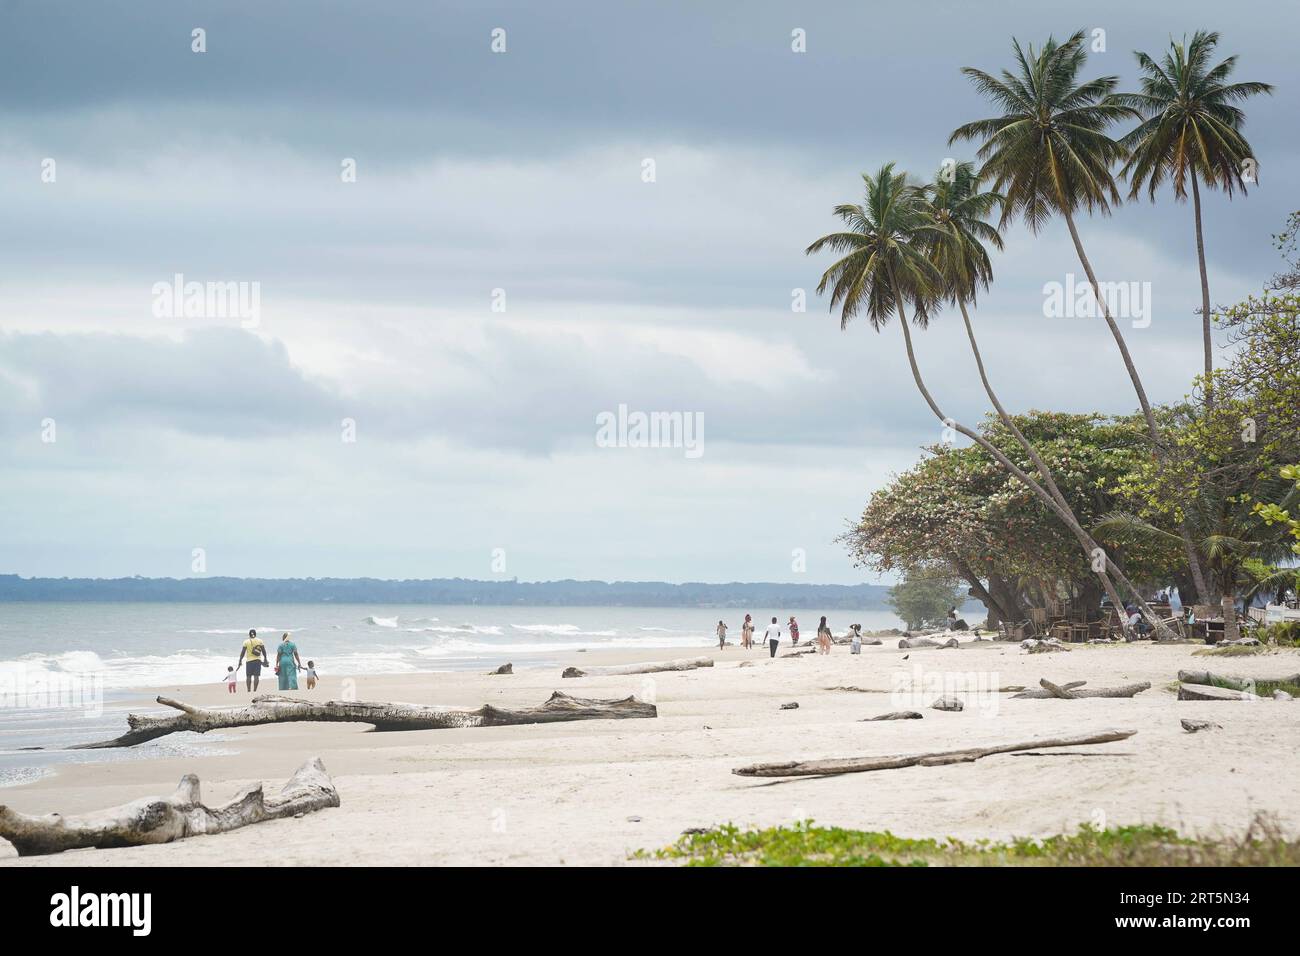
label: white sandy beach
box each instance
[2,638,1298,866]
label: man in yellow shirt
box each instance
[236,628,269,692]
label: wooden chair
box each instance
[1100,608,1123,640]
[998,620,1029,642]
[1158,615,1187,641]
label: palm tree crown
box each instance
[804,163,942,330]
[1118,30,1273,201]
[919,161,1004,304]
[949,30,1138,232]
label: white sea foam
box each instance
[508,624,619,637]
[180,626,304,635]
[411,635,705,656]
[364,615,399,628]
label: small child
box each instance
[304,660,318,690]
[224,665,238,693]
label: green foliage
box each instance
[639,818,1300,867]
[1254,464,1300,557]
[950,30,1136,231]
[841,410,1168,601]
[887,570,964,630]
[1257,620,1300,648]
[1192,644,1269,657]
[1106,286,1300,601]
[804,163,943,330]
[1118,30,1272,201]
[917,160,1002,304]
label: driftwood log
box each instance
[1177,683,1259,702]
[561,656,714,678]
[1181,718,1222,733]
[1178,670,1300,691]
[824,685,888,694]
[733,728,1137,778]
[898,636,959,649]
[1021,638,1071,653]
[1011,679,1151,699]
[72,692,656,749]
[861,711,923,721]
[0,757,338,857]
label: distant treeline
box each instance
[0,574,892,609]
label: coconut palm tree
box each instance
[919,161,1160,623]
[1117,30,1273,406]
[807,163,1165,632]
[950,30,1214,607]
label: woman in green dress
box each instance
[275,632,302,690]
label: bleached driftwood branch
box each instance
[732,728,1137,778]
[0,757,338,857]
[72,691,656,749]
[562,656,714,678]
[1011,679,1151,699]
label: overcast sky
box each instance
[0,0,1295,584]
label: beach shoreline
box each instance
[3,638,1298,866]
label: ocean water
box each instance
[0,602,905,783]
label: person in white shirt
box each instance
[763,617,782,658]
[1126,609,1149,639]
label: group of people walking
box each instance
[227,629,318,693]
[716,614,838,658]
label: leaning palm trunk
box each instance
[1062,208,1214,607]
[955,298,1163,625]
[885,273,1169,636]
[1190,171,1214,408]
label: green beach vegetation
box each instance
[636,817,1300,867]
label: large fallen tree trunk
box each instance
[733,728,1136,778]
[1177,670,1300,691]
[72,692,656,749]
[897,636,959,649]
[0,757,338,857]
[1011,679,1151,699]
[562,656,714,678]
[1177,683,1260,702]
